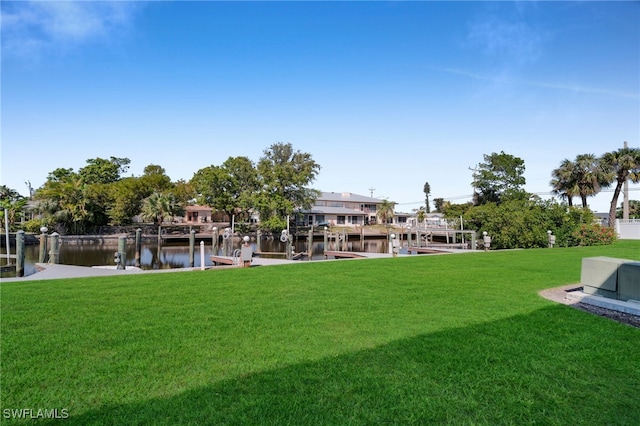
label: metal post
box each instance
[200,240,205,271]
[189,229,196,267]
[16,230,25,277]
[117,236,127,270]
[623,141,629,219]
[135,228,142,267]
[48,232,60,264]
[39,227,48,263]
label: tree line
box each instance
[1,142,638,248]
[431,146,640,249]
[0,143,319,234]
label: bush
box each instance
[572,223,617,246]
[445,199,614,249]
[21,218,51,234]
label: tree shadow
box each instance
[40,305,639,425]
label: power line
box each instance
[395,187,640,206]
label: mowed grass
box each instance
[2,241,640,425]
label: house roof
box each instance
[185,205,213,212]
[306,206,369,216]
[318,191,384,203]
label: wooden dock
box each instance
[210,255,237,266]
[407,247,451,254]
[324,251,367,259]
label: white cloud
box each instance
[467,17,543,66]
[1,1,141,58]
[434,67,639,100]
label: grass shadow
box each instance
[38,305,639,426]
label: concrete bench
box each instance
[581,257,640,302]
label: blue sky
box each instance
[2,1,639,213]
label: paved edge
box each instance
[539,284,640,316]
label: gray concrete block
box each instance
[580,257,627,292]
[617,261,640,302]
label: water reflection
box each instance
[1,237,398,278]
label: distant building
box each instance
[183,205,214,224]
[297,191,385,227]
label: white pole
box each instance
[200,241,205,271]
[4,208,10,266]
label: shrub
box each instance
[572,223,617,246]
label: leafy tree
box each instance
[191,156,259,223]
[454,198,607,249]
[433,197,445,213]
[104,177,146,225]
[255,143,321,230]
[138,164,173,195]
[601,146,640,227]
[423,182,431,213]
[617,200,640,219]
[472,151,527,205]
[46,168,75,183]
[78,157,130,185]
[170,180,196,207]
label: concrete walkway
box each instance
[1,251,412,282]
[1,256,310,282]
[564,289,640,316]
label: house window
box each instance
[337,216,345,224]
[315,215,325,224]
[351,216,361,225]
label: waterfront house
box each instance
[297,192,386,227]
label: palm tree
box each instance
[551,154,610,208]
[601,147,640,227]
[574,154,611,208]
[141,192,178,226]
[0,185,27,231]
[550,159,579,207]
[416,207,426,227]
[376,199,396,227]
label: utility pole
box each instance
[469,164,479,199]
[369,187,375,198]
[623,141,629,219]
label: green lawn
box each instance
[2,241,640,425]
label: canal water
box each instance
[1,237,400,278]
